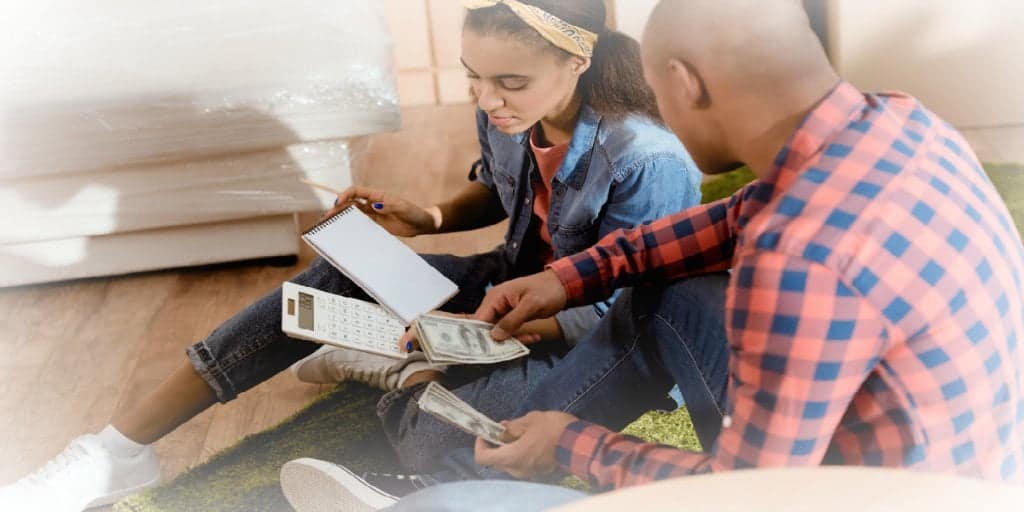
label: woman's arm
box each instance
[433,180,508,233]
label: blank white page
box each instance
[302,206,458,324]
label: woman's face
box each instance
[462,29,587,134]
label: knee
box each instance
[649,273,729,317]
[387,411,473,473]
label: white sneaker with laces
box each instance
[0,434,160,511]
[290,345,427,391]
[281,458,436,512]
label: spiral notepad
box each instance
[302,206,458,325]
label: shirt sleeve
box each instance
[554,156,702,343]
[554,252,890,489]
[549,186,752,307]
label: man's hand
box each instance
[474,270,569,341]
[474,411,578,479]
[397,311,549,353]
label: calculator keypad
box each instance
[313,293,406,356]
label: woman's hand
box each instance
[398,311,473,353]
[323,186,438,237]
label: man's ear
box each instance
[667,58,709,109]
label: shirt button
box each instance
[722,415,733,428]
[510,242,518,249]
[524,198,531,205]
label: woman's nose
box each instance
[476,85,504,111]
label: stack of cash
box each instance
[415,313,530,365]
[417,382,507,446]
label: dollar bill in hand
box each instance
[415,313,529,365]
[417,382,507,446]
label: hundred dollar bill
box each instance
[416,313,529,365]
[417,382,507,445]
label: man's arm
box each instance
[555,253,890,489]
[549,189,749,307]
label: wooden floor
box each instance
[0,103,506,500]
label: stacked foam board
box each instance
[0,1,401,286]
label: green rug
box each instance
[116,163,1021,512]
[115,383,700,512]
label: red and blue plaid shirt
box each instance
[549,82,1024,490]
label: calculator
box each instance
[281,281,407,359]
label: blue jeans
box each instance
[387,275,732,509]
[374,275,731,476]
[435,273,731,480]
[184,249,670,473]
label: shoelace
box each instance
[20,442,91,488]
[346,364,390,389]
[364,472,436,490]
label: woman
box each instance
[0,1,701,510]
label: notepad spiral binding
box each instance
[303,205,359,236]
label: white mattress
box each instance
[1,141,351,244]
[0,215,299,287]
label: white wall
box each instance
[613,0,659,41]
[829,0,1024,129]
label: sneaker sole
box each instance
[281,458,398,512]
[85,474,161,509]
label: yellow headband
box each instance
[464,0,599,58]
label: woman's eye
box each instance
[500,80,528,91]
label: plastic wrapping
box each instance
[0,141,353,244]
[0,0,400,286]
[0,0,400,179]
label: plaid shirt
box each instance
[549,82,1024,490]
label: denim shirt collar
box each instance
[510,104,602,190]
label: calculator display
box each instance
[298,292,315,330]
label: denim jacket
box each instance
[473,105,702,343]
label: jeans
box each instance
[438,273,731,480]
[375,274,737,475]
[383,481,588,512]
[183,250,648,472]
[388,275,733,509]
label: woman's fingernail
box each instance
[373,202,384,210]
[406,341,413,352]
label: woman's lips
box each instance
[488,115,517,128]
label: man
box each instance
[281,0,1024,509]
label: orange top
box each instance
[529,127,570,263]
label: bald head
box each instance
[639,0,839,175]
[644,0,831,93]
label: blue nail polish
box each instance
[373,202,384,210]
[406,341,413,352]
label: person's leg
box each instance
[378,340,594,473]
[112,257,361,444]
[377,278,726,476]
[383,481,588,512]
[116,250,509,445]
[1,251,514,511]
[629,273,731,447]
[438,273,731,479]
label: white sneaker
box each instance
[0,434,160,511]
[281,458,434,512]
[290,345,410,391]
